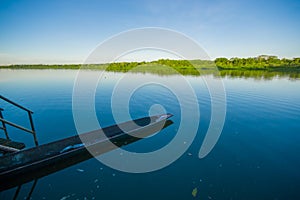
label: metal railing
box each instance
[0,95,38,146]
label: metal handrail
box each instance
[0,108,9,139]
[0,95,33,113]
[0,118,35,134]
[0,95,38,146]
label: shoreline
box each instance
[1,57,299,71]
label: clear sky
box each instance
[0,0,299,64]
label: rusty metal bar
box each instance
[0,109,9,139]
[0,95,39,147]
[28,112,38,146]
[0,95,33,113]
[0,118,35,135]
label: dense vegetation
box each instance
[1,56,299,78]
[0,59,213,76]
[105,59,208,75]
[215,55,300,69]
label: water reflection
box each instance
[1,119,173,198]
[105,67,300,80]
[1,69,300,199]
[218,69,300,80]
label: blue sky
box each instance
[0,0,299,64]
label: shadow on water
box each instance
[0,119,173,196]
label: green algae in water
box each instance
[192,188,198,197]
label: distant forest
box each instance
[215,55,300,69]
[1,55,300,72]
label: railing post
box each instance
[13,185,22,200]
[28,111,38,146]
[26,179,38,200]
[0,95,39,147]
[0,108,9,140]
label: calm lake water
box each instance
[0,69,300,200]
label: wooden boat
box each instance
[0,114,173,191]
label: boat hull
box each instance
[0,114,173,191]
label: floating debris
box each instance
[60,195,70,200]
[100,167,103,171]
[192,187,198,197]
[76,168,84,172]
[112,173,116,177]
[94,179,98,183]
[208,196,212,199]
[96,185,100,189]
[188,152,192,156]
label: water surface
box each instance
[0,69,300,200]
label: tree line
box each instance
[215,55,300,69]
[1,56,300,71]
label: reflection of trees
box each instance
[218,70,300,80]
[106,65,300,80]
[105,65,300,80]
